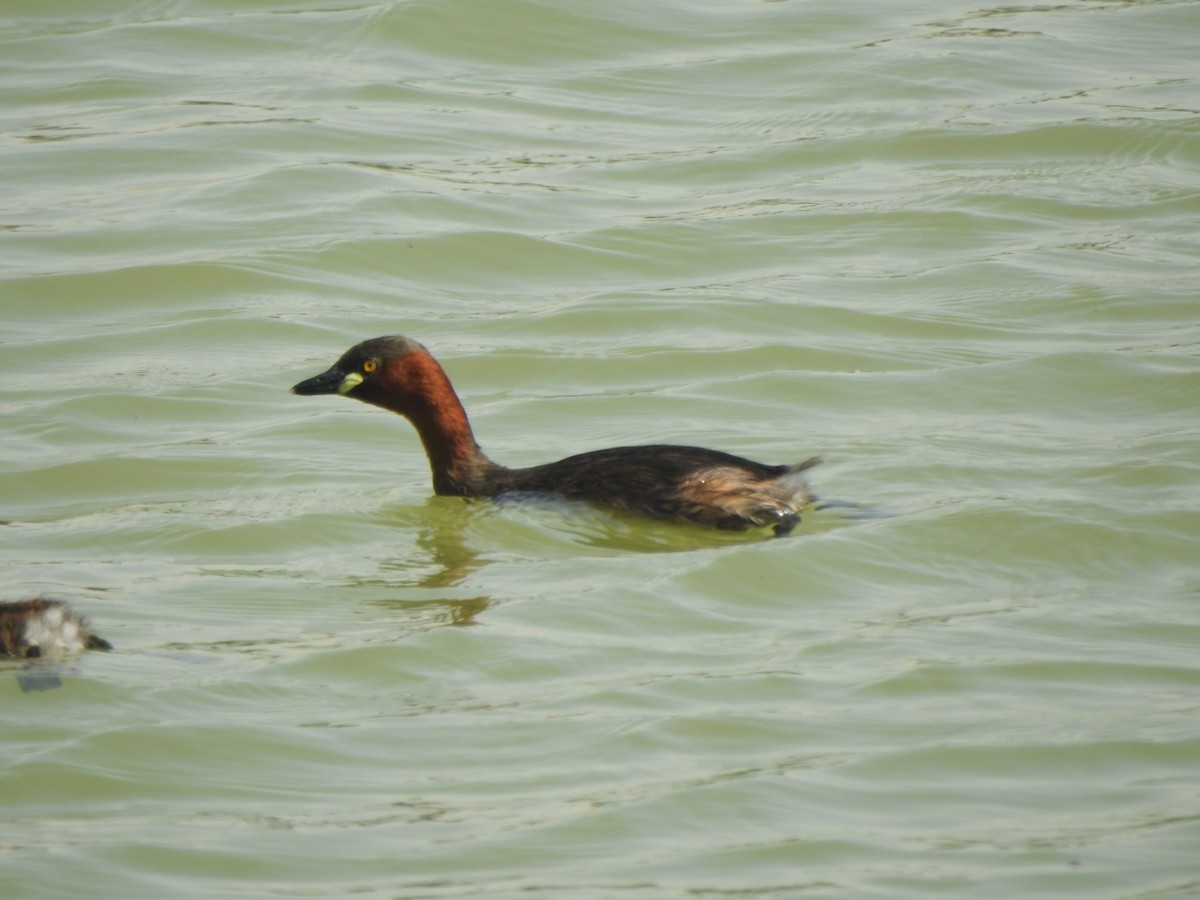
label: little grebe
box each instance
[0,599,112,659]
[292,336,820,535]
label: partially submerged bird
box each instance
[292,335,820,536]
[0,598,111,659]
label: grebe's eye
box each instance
[362,359,378,374]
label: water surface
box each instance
[2,1,1198,896]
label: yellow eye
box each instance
[362,359,378,374]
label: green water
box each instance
[2,0,1198,896]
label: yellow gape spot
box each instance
[338,371,364,395]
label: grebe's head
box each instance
[291,335,438,412]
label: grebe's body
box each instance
[0,599,111,659]
[292,336,818,535]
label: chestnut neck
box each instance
[372,349,499,495]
